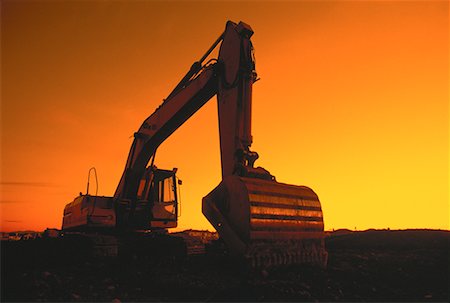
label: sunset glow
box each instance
[1,1,448,232]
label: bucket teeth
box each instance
[245,240,328,269]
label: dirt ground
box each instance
[1,229,449,302]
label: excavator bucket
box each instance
[203,176,327,268]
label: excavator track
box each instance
[59,231,187,262]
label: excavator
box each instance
[62,21,327,268]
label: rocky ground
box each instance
[1,229,449,302]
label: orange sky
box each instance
[1,0,448,232]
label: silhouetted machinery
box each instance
[62,21,327,268]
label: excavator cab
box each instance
[144,167,179,229]
[117,166,179,230]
